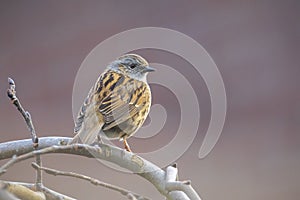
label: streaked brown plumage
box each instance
[69,54,154,151]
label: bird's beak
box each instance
[144,66,155,73]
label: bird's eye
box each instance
[129,63,136,69]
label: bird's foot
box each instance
[123,139,132,152]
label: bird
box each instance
[69,54,155,152]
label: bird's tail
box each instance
[68,124,103,145]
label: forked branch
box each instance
[0,139,201,199]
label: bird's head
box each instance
[108,54,155,82]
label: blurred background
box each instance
[0,1,299,199]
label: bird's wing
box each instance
[73,71,125,135]
[73,86,95,134]
[99,81,149,131]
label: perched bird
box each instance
[69,54,155,151]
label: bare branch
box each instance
[165,165,201,200]
[0,181,19,200]
[31,163,150,200]
[7,78,42,191]
[0,181,45,200]
[0,137,69,160]
[7,78,38,146]
[1,181,75,200]
[0,138,200,199]
[165,165,189,199]
[35,154,42,191]
[166,164,178,182]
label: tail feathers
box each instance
[68,125,102,145]
[68,132,96,145]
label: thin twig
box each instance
[7,78,38,146]
[31,162,150,200]
[7,78,42,191]
[35,155,42,191]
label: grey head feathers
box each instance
[108,54,155,82]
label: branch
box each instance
[7,78,42,190]
[7,78,38,146]
[1,181,75,200]
[0,181,45,200]
[31,163,150,200]
[0,138,201,199]
[0,181,19,200]
[165,165,200,200]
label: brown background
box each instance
[0,1,299,199]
